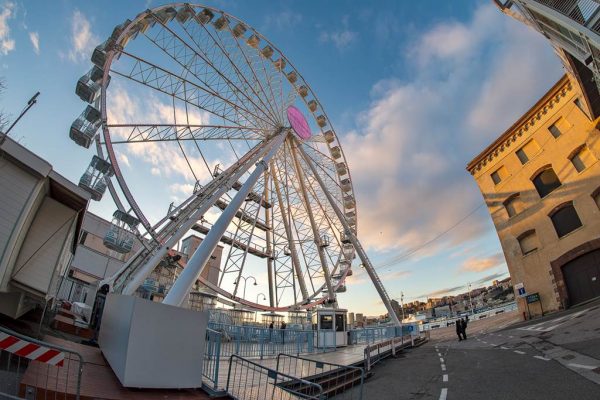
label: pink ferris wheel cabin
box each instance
[286,105,311,140]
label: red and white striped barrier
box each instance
[0,332,65,367]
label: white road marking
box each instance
[501,346,509,350]
[568,363,599,370]
[439,388,448,400]
[443,374,448,382]
[514,350,526,355]
[441,364,446,371]
[482,341,487,344]
[437,352,442,357]
[440,357,444,363]
[509,336,514,339]
[534,356,550,361]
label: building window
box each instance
[503,193,523,218]
[79,231,88,245]
[569,145,595,173]
[532,167,561,198]
[518,230,538,255]
[548,117,569,138]
[593,188,600,210]
[491,165,508,185]
[516,140,540,164]
[550,202,582,238]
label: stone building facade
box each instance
[467,75,600,318]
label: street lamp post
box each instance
[468,283,474,314]
[233,275,257,300]
[255,293,266,322]
[400,291,405,321]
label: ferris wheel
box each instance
[70,3,399,322]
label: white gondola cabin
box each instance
[70,105,102,148]
[104,210,140,254]
[78,155,113,201]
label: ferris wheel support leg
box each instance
[164,133,287,307]
[296,144,402,327]
[271,163,310,302]
[119,137,279,296]
[289,139,336,305]
[264,171,276,308]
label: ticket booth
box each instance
[316,308,347,348]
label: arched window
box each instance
[518,230,538,255]
[503,193,523,218]
[549,202,582,238]
[531,167,561,198]
[569,145,595,173]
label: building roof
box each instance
[466,75,570,173]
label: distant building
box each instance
[468,75,600,318]
[348,312,355,327]
[0,137,90,318]
[390,299,402,320]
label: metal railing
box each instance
[208,323,318,359]
[226,355,323,400]
[0,326,83,399]
[202,328,223,393]
[276,353,364,400]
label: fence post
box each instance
[260,336,264,360]
[214,333,221,390]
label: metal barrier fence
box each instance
[276,354,364,400]
[209,323,322,359]
[226,355,323,400]
[363,336,410,372]
[202,328,222,393]
[0,326,83,400]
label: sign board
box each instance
[514,282,526,297]
[526,292,540,304]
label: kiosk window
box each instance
[335,314,345,332]
[320,315,333,330]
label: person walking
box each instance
[460,317,468,340]
[269,321,274,341]
[281,321,287,344]
[455,319,463,341]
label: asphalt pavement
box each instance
[361,300,600,399]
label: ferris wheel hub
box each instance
[286,105,311,140]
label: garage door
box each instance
[562,249,600,306]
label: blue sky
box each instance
[0,0,564,315]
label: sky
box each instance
[0,0,564,315]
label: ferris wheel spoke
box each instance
[289,140,335,299]
[105,124,266,143]
[205,22,285,125]
[144,13,279,127]
[112,51,269,128]
[270,157,309,301]
[178,15,281,125]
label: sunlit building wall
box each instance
[467,75,600,318]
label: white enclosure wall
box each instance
[0,161,39,288]
[11,197,77,296]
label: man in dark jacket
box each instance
[455,319,463,341]
[461,318,468,340]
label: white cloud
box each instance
[118,153,130,167]
[460,253,505,273]
[263,11,302,31]
[106,87,219,184]
[28,31,39,54]
[68,10,99,62]
[0,2,16,55]
[340,4,562,255]
[319,16,357,50]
